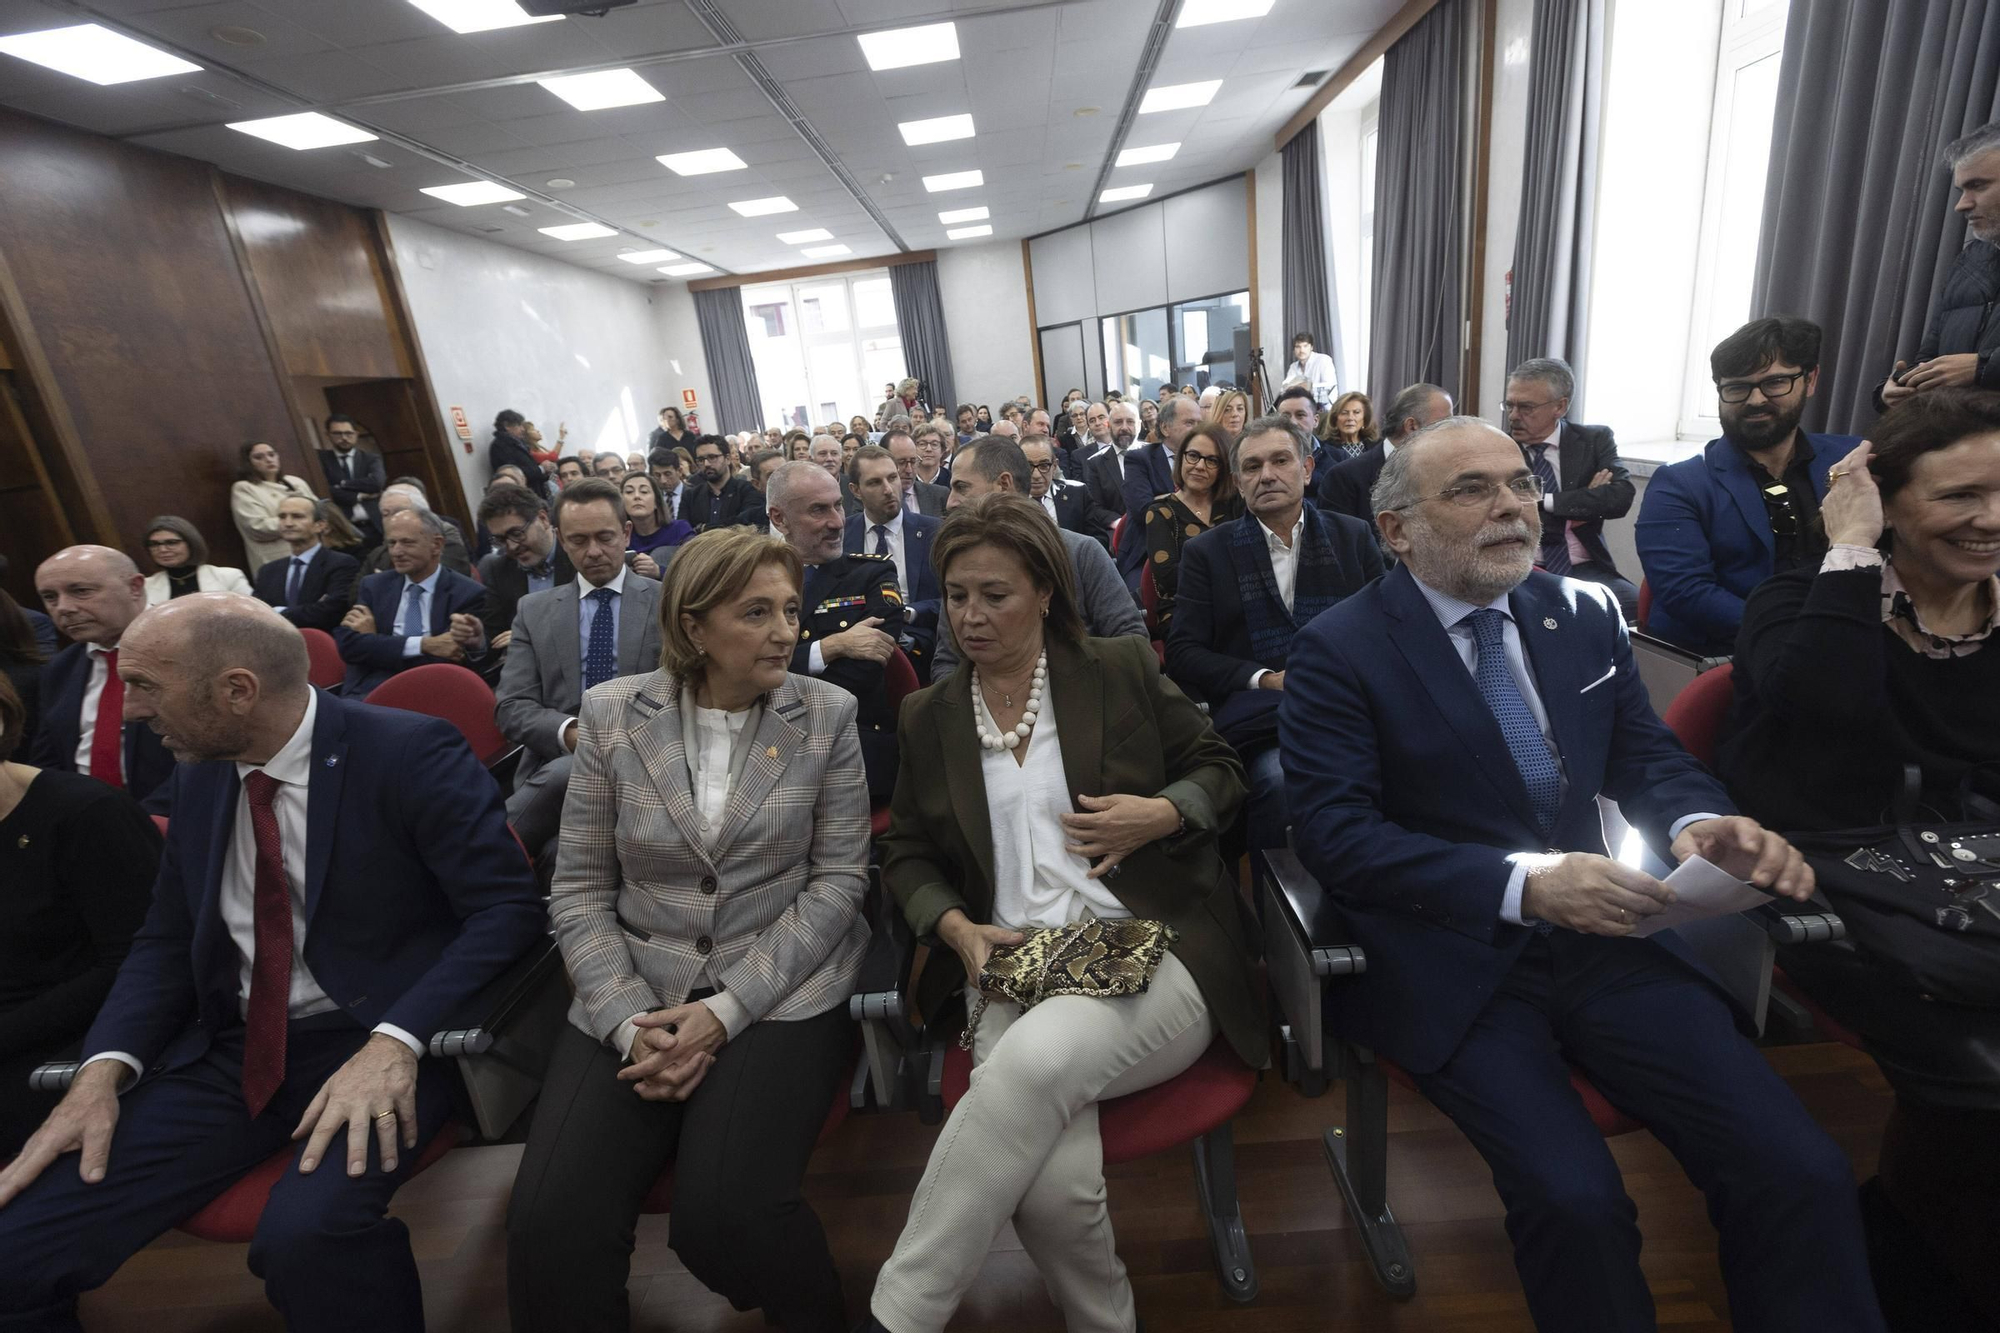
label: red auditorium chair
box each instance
[1635,578,1652,634]
[1110,513,1125,558]
[365,661,524,785]
[873,648,921,837]
[299,627,344,691]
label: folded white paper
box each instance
[1628,853,1771,938]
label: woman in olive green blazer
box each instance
[864,492,1260,1333]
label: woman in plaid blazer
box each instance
[506,528,870,1333]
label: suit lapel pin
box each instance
[766,746,779,759]
[1542,617,1558,630]
[15,835,26,849]
[325,756,339,767]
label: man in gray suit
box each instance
[928,436,1147,682]
[496,478,664,856]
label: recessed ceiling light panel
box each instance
[946,224,994,240]
[1138,80,1222,113]
[728,196,797,216]
[539,222,617,240]
[776,228,833,244]
[406,1,562,35]
[618,249,680,264]
[922,169,983,193]
[1099,184,1154,202]
[938,206,989,224]
[656,147,747,176]
[1116,142,1180,167]
[537,68,662,111]
[1175,0,1277,27]
[227,112,378,150]
[898,113,974,146]
[0,23,201,85]
[420,181,527,206]
[857,21,959,71]
[659,263,714,277]
[801,244,852,258]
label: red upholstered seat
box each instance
[300,628,344,692]
[940,1035,1257,1165]
[1660,663,1735,766]
[641,1074,851,1213]
[1635,579,1653,634]
[366,663,510,765]
[1110,514,1125,558]
[176,1122,460,1243]
[1379,1058,1642,1138]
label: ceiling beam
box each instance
[1272,0,1442,150]
[686,249,936,292]
[1081,0,1181,223]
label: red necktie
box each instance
[240,771,293,1117]
[88,649,124,789]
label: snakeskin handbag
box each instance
[960,917,1179,1050]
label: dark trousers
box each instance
[0,1017,452,1333]
[507,1005,853,1332]
[1413,933,1884,1333]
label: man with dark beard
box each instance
[1633,317,1858,653]
[1280,417,1885,1333]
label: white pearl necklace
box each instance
[972,650,1047,751]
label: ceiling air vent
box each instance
[1293,69,1330,89]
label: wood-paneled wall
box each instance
[0,109,459,583]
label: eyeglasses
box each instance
[1028,459,1056,474]
[1181,450,1221,469]
[493,523,537,550]
[695,455,724,465]
[327,430,358,439]
[1716,371,1806,404]
[1393,475,1545,509]
[145,537,186,549]
[1499,398,1556,415]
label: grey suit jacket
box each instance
[550,670,872,1042]
[929,526,1148,682]
[495,574,663,782]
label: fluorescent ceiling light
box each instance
[539,222,617,240]
[617,249,680,264]
[1138,80,1222,113]
[1116,141,1180,167]
[898,113,974,146]
[538,68,662,111]
[0,23,200,85]
[776,228,833,244]
[1175,0,1277,27]
[923,169,983,193]
[801,244,852,258]
[938,205,989,224]
[420,181,526,206]
[1100,184,1153,203]
[657,147,747,176]
[406,1,562,35]
[856,21,959,71]
[227,112,377,150]
[946,224,993,240]
[728,195,797,216]
[659,263,713,277]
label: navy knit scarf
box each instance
[1228,506,1352,664]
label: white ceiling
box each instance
[0,0,1397,283]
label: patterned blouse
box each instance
[1822,544,1999,659]
[1143,491,1245,633]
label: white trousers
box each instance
[870,952,1214,1333]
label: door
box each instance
[323,379,471,532]
[1039,323,1086,412]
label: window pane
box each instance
[1695,50,1782,361]
[798,281,850,335]
[854,276,895,328]
[1171,292,1249,389]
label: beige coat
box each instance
[230,475,317,574]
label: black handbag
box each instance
[1789,766,2000,1009]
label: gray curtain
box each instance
[692,286,763,434]
[1282,118,1342,389]
[1505,0,1605,412]
[890,259,957,411]
[1370,0,1468,405]
[1751,0,2000,433]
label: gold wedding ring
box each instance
[373,1110,397,1121]
[1827,468,1846,484]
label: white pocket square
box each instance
[1579,664,1617,694]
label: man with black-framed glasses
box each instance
[317,415,384,547]
[1502,357,1639,624]
[682,433,762,532]
[1636,316,1860,654]
[475,483,575,666]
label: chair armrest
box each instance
[428,936,565,1058]
[851,871,922,1110]
[1258,848,1368,1084]
[29,1061,80,1093]
[1754,903,1846,946]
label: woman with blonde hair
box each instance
[1204,388,1249,442]
[1324,390,1378,457]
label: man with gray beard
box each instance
[1881,121,2000,407]
[1276,417,1882,1333]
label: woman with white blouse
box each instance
[228,441,317,575]
[139,515,250,604]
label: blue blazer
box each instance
[30,642,176,812]
[843,510,943,664]
[1279,566,1740,1074]
[1116,442,1178,588]
[1635,432,1855,650]
[336,566,490,698]
[82,691,544,1079]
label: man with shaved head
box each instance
[1278,418,1878,1331]
[31,545,174,808]
[0,593,543,1331]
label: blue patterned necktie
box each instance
[1465,609,1562,837]
[1528,446,1570,575]
[400,582,425,637]
[873,523,890,557]
[583,587,617,691]
[286,558,305,605]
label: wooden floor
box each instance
[76,1042,1893,1332]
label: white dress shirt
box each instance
[1525,429,1593,566]
[1245,512,1309,688]
[73,642,123,782]
[1286,351,1338,404]
[332,450,367,522]
[864,509,909,596]
[559,565,629,752]
[1039,491,1059,523]
[85,693,422,1084]
[393,566,443,657]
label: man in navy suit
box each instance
[1116,396,1193,590]
[1280,418,1883,1333]
[336,508,492,698]
[317,415,386,546]
[253,497,360,632]
[1637,316,1856,653]
[1021,434,1097,539]
[1316,382,1452,523]
[30,546,175,809]
[1170,417,1382,848]
[845,444,943,670]
[1503,357,1640,624]
[0,595,543,1332]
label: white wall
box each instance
[385,212,710,509]
[936,240,1036,407]
[650,281,717,434]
